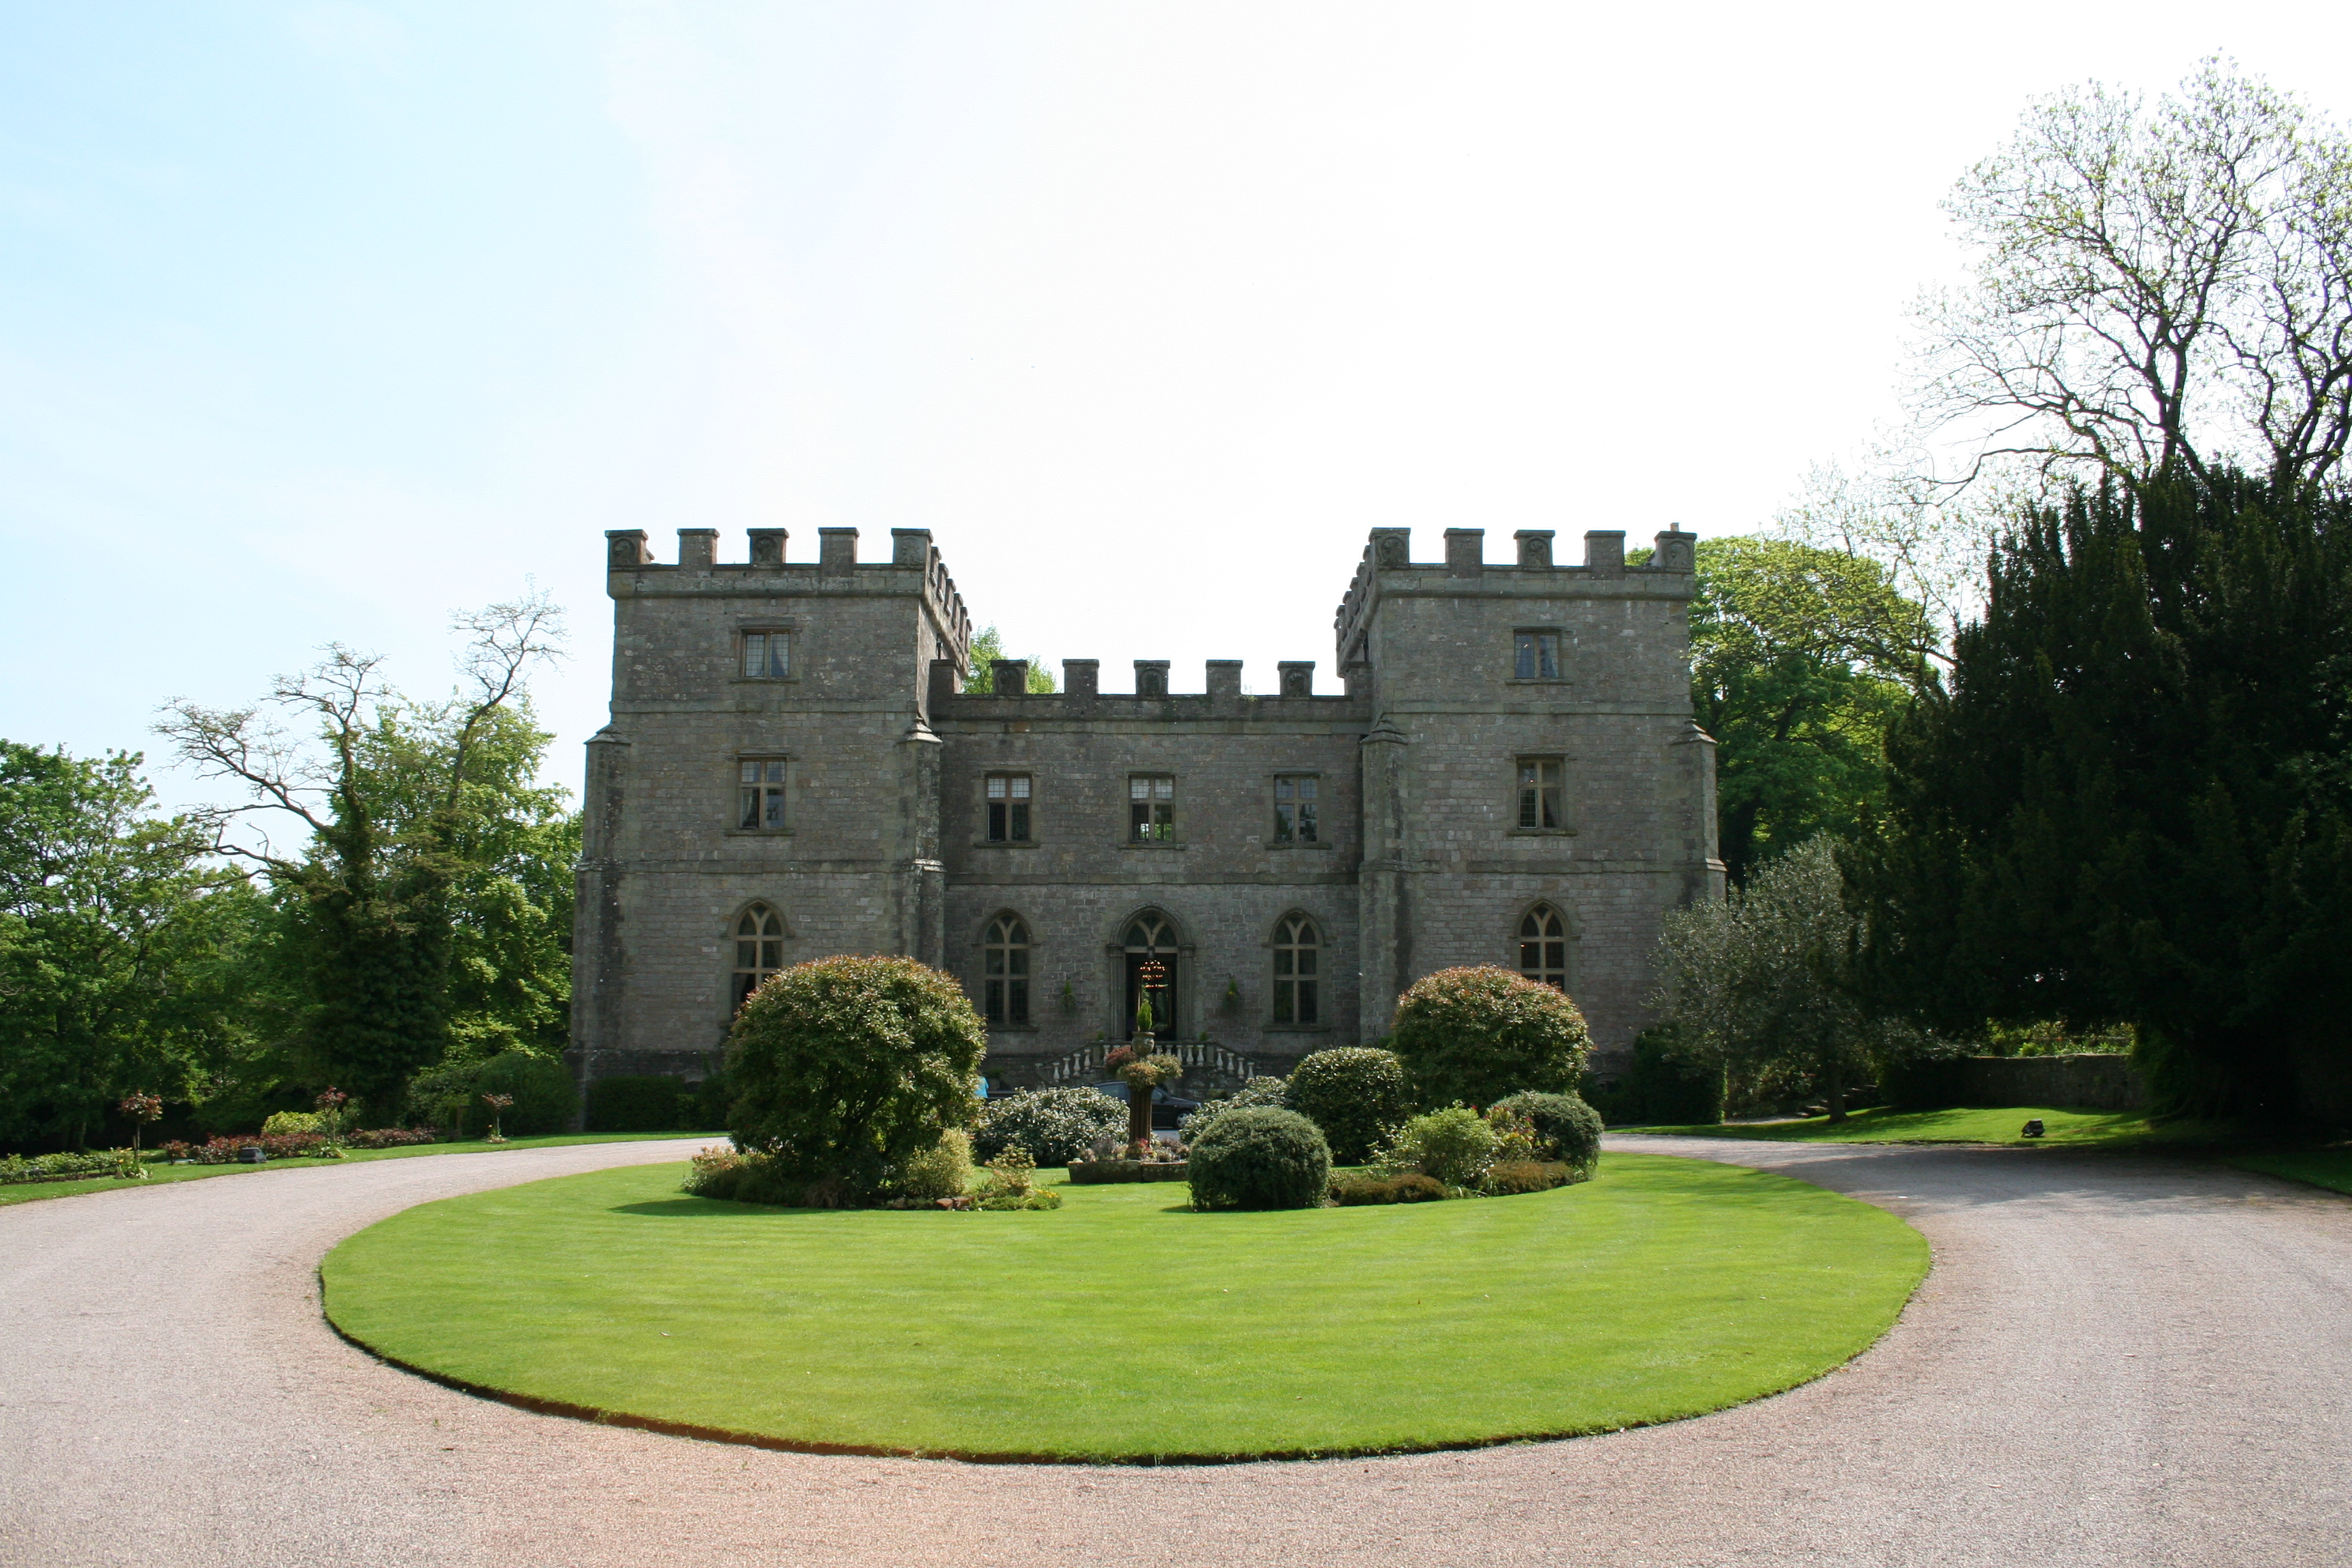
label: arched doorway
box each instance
[1122,912,1179,1039]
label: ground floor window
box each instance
[1518,903,1569,990]
[983,914,1031,1025]
[733,904,786,1009]
[1272,913,1320,1024]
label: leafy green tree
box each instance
[1848,470,2352,1121]
[1388,966,1592,1109]
[0,744,256,1149]
[157,596,570,1113]
[1654,835,1927,1122]
[967,625,1057,693]
[1686,538,1933,883]
[725,954,985,1200]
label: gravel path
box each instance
[3,1133,2347,1567]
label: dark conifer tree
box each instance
[1848,471,2352,1120]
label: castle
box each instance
[569,523,1722,1098]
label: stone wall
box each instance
[1963,1054,2146,1111]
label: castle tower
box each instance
[1335,524,1720,1047]
[570,526,970,1089]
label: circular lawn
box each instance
[321,1151,1925,1463]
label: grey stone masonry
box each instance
[571,522,1721,1102]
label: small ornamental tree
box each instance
[1388,966,1593,1109]
[1286,1047,1414,1163]
[726,955,985,1200]
[117,1093,163,1164]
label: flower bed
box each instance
[184,1133,336,1164]
[0,1149,142,1185]
[344,1128,438,1149]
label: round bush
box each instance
[727,955,985,1198]
[1285,1048,1415,1163]
[1185,1107,1330,1211]
[973,1087,1126,1166]
[1490,1090,1604,1175]
[1388,966,1594,1109]
[1177,1075,1290,1139]
[472,1051,580,1137]
[1386,1107,1500,1188]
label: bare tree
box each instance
[1913,58,2352,495]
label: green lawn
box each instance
[322,1152,1927,1464]
[0,1130,721,1208]
[2230,1147,2352,1197]
[1631,1105,2215,1149]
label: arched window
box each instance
[732,904,786,1009]
[1123,912,1179,1039]
[1518,903,1569,992]
[1272,914,1320,1025]
[983,915,1031,1026]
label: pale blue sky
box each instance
[6,2,2351,808]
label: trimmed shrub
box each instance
[1388,966,1593,1109]
[1488,1091,1603,1177]
[727,955,985,1198]
[1177,1076,1291,1139]
[1329,1172,1448,1205]
[973,1087,1126,1166]
[1285,1048,1415,1163]
[1381,1107,1499,1189]
[587,1075,683,1132]
[1185,1107,1331,1210]
[1486,1160,1576,1195]
[894,1129,975,1202]
[472,1052,579,1137]
[260,1111,325,1137]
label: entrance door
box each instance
[1122,913,1178,1040]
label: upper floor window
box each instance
[985,774,1032,842]
[738,758,788,830]
[1273,775,1319,844]
[1130,775,1175,841]
[733,904,786,1009]
[1272,914,1320,1024]
[1514,630,1561,680]
[1518,903,1569,991]
[983,915,1030,1026]
[741,630,792,679]
[1517,756,1565,830]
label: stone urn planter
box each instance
[1066,1160,1190,1185]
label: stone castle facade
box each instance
[569,522,1722,1097]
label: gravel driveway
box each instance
[2,1133,2345,1567]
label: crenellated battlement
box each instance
[929,655,1368,719]
[604,526,971,671]
[1333,523,1697,666]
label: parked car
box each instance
[1088,1083,1201,1130]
